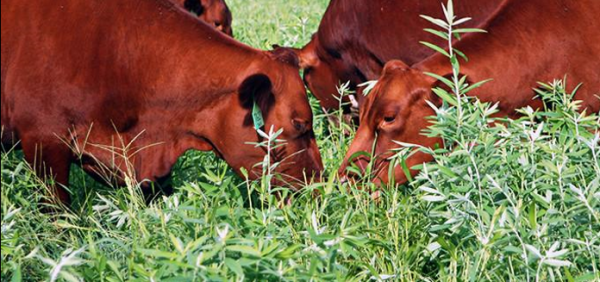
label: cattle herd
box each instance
[1,0,599,205]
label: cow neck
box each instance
[129,57,274,183]
[129,0,266,135]
[111,0,274,181]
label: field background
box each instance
[2,0,599,281]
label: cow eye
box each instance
[383,116,395,123]
[292,118,309,134]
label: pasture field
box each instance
[2,0,599,281]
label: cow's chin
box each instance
[226,165,303,193]
[245,159,319,190]
[341,149,435,188]
[378,150,437,186]
[222,150,306,188]
[279,165,322,190]
[218,130,322,191]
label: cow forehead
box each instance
[273,75,310,105]
[276,65,306,92]
[363,71,428,120]
[365,76,407,110]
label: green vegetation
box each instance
[2,0,598,281]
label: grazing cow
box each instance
[1,0,322,205]
[288,0,503,110]
[341,0,600,184]
[176,0,233,36]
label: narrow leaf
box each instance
[420,41,450,57]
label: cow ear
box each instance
[238,74,275,128]
[382,60,410,76]
[183,0,204,16]
[269,46,300,67]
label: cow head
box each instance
[297,39,342,110]
[205,50,323,187]
[273,37,341,110]
[340,60,443,185]
[183,0,233,36]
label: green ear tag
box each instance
[252,100,265,130]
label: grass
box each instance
[2,0,599,281]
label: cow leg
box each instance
[1,123,20,151]
[21,137,72,205]
[1,84,18,150]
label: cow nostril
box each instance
[345,169,361,181]
[339,175,349,184]
[339,154,371,182]
[339,164,360,181]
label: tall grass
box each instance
[1,0,598,281]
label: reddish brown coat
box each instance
[291,0,503,109]
[1,0,322,204]
[341,0,600,185]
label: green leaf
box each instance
[226,245,261,257]
[574,273,597,282]
[420,15,449,29]
[444,0,454,24]
[136,248,178,259]
[432,88,458,106]
[437,165,459,179]
[10,265,21,282]
[424,72,453,89]
[565,268,574,282]
[162,278,193,282]
[424,28,449,40]
[450,55,460,73]
[420,41,450,57]
[398,157,414,183]
[224,258,244,278]
[528,203,537,230]
[453,48,468,62]
[107,261,124,282]
[503,246,522,254]
[260,242,281,257]
[463,79,493,94]
[276,244,302,259]
[453,28,487,34]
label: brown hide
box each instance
[341,0,600,185]
[1,0,322,204]
[292,0,504,109]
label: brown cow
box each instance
[1,0,322,205]
[290,0,503,110]
[176,0,233,36]
[341,0,600,185]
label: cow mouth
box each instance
[187,132,226,159]
[249,148,321,191]
[207,141,225,159]
[341,151,394,185]
[188,132,319,189]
